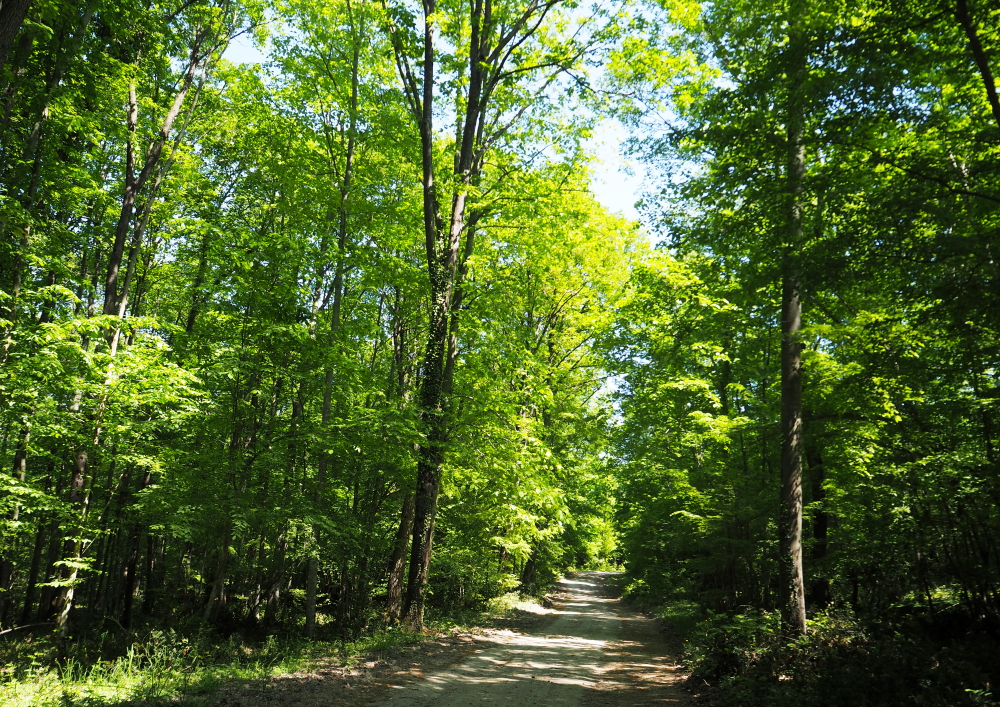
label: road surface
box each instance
[376,571,689,706]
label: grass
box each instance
[656,600,702,643]
[0,621,428,707]
[0,593,551,707]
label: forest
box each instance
[0,0,998,705]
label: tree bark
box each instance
[121,469,151,628]
[103,30,207,316]
[306,7,359,636]
[203,521,230,622]
[55,448,90,639]
[385,491,414,621]
[807,447,831,609]
[954,0,1000,133]
[387,0,565,624]
[0,422,28,623]
[18,512,45,625]
[0,0,31,73]
[780,14,808,636]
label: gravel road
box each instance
[375,571,690,706]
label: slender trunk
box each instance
[807,447,831,608]
[264,532,287,628]
[0,229,25,366]
[955,0,1000,133]
[779,16,808,636]
[0,0,31,73]
[402,0,451,625]
[305,11,359,635]
[141,535,163,615]
[389,0,534,624]
[121,469,151,628]
[305,366,333,637]
[103,31,206,315]
[55,448,90,639]
[37,477,62,620]
[203,522,230,622]
[384,492,414,621]
[18,514,46,625]
[0,423,28,622]
[111,71,205,351]
[185,230,212,334]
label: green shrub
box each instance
[682,610,1000,707]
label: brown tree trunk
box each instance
[401,0,474,626]
[807,447,831,608]
[103,31,207,316]
[0,0,31,73]
[203,522,231,622]
[121,469,151,628]
[780,16,808,636]
[0,423,28,623]
[185,229,212,334]
[264,533,287,628]
[55,448,90,639]
[37,470,63,620]
[385,492,414,621]
[305,11,359,635]
[18,512,46,625]
[387,0,561,624]
[955,0,1000,133]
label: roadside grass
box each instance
[425,590,551,632]
[656,600,701,643]
[612,574,702,647]
[0,621,426,707]
[0,594,549,707]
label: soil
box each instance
[205,572,692,706]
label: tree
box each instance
[383,0,611,622]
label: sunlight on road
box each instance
[381,572,689,706]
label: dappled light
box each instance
[376,573,688,706]
[2,0,997,705]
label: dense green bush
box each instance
[682,610,1000,707]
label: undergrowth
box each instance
[682,609,1000,707]
[0,621,425,707]
[0,592,549,707]
[621,579,1000,706]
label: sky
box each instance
[222,36,645,224]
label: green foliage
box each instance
[0,0,630,672]
[0,624,426,706]
[603,0,1000,702]
[682,609,1000,707]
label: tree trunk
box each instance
[305,11,359,635]
[264,533,287,628]
[55,448,90,639]
[18,513,46,625]
[203,522,230,622]
[384,492,414,621]
[121,469,151,628]
[0,0,31,73]
[103,32,206,316]
[185,229,212,334]
[807,447,831,608]
[0,422,28,623]
[387,0,555,624]
[780,16,808,637]
[954,0,1000,133]
[305,366,333,638]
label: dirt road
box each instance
[376,571,689,706]
[215,572,690,707]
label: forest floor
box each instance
[205,572,691,707]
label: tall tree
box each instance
[384,0,607,622]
